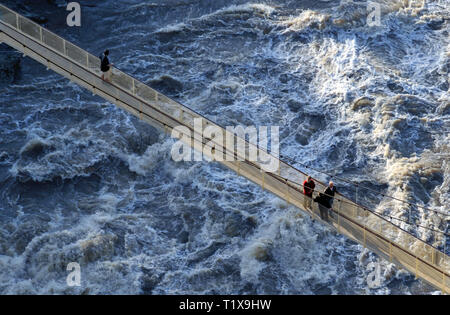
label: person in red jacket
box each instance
[302,176,315,210]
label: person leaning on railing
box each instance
[323,181,337,209]
[313,181,337,222]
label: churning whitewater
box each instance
[0,0,448,294]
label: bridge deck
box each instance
[0,4,448,293]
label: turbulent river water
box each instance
[0,0,448,294]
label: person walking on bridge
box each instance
[302,176,315,210]
[100,49,113,82]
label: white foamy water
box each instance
[0,0,448,294]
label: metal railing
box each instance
[0,3,448,292]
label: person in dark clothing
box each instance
[314,193,329,222]
[302,176,315,210]
[314,181,337,222]
[323,181,337,208]
[100,49,113,82]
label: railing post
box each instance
[337,198,341,233]
[443,271,445,294]
[389,242,392,263]
[445,234,447,257]
[285,178,290,204]
[432,247,435,265]
[261,171,265,191]
[40,27,42,42]
[409,206,412,225]
[363,210,366,248]
[415,256,419,279]
[445,234,447,275]
[16,14,19,29]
